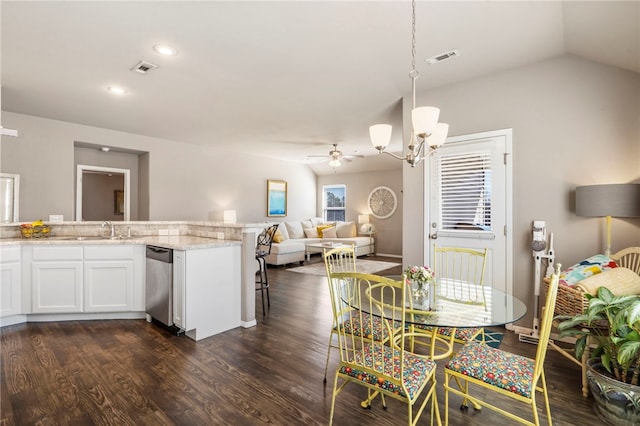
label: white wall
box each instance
[403,55,640,327]
[317,169,402,256]
[0,112,317,223]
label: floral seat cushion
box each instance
[445,342,535,398]
[338,344,436,399]
[414,324,482,342]
[336,311,397,341]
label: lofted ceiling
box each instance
[1,1,638,175]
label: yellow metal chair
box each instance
[411,246,488,358]
[443,264,561,426]
[323,246,358,382]
[328,272,441,426]
[323,246,398,382]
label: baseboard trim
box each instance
[376,253,402,258]
[241,319,257,328]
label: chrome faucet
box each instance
[102,221,115,238]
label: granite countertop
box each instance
[0,235,241,250]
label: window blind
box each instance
[437,151,492,231]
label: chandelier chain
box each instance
[411,0,416,74]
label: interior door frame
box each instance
[424,128,513,295]
[76,164,130,221]
[0,173,20,223]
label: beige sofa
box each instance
[265,217,374,266]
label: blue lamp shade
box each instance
[576,184,640,218]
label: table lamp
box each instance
[576,183,640,256]
[358,214,373,233]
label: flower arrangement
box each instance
[404,265,435,290]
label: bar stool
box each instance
[256,224,278,315]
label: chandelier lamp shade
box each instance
[575,183,640,256]
[369,0,449,167]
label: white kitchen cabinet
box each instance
[173,245,241,341]
[28,244,144,315]
[31,246,83,313]
[173,250,186,329]
[84,245,142,313]
[84,260,134,312]
[0,246,21,317]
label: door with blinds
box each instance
[427,129,512,294]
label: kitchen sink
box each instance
[60,236,109,240]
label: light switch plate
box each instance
[49,215,64,223]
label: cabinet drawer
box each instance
[84,245,135,260]
[0,246,20,263]
[33,246,83,261]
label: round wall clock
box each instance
[368,186,397,219]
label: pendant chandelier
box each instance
[369,0,449,167]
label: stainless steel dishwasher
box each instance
[145,245,174,327]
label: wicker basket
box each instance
[545,278,588,317]
[546,247,640,318]
[20,225,51,238]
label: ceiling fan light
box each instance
[328,158,341,168]
[412,106,440,137]
[427,123,449,147]
[369,124,392,151]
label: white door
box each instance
[427,129,513,294]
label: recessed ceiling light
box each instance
[100,147,110,152]
[107,86,128,95]
[153,44,178,56]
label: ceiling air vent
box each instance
[425,50,460,65]
[131,60,158,74]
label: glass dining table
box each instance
[340,274,527,330]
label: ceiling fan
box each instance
[307,144,364,168]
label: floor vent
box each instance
[131,60,158,74]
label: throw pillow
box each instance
[322,227,337,238]
[303,228,319,238]
[576,267,640,296]
[310,217,324,227]
[301,220,313,229]
[277,222,289,240]
[285,221,305,239]
[317,223,335,237]
[272,229,285,243]
[336,221,356,238]
[559,254,617,287]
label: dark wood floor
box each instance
[1,255,598,425]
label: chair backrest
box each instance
[324,246,358,323]
[533,263,562,382]
[324,246,357,276]
[256,224,279,255]
[329,272,412,395]
[432,245,488,305]
[612,247,640,276]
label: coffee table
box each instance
[304,241,348,262]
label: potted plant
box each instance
[558,286,640,425]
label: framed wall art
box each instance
[267,180,287,217]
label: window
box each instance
[323,185,346,222]
[438,151,492,231]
